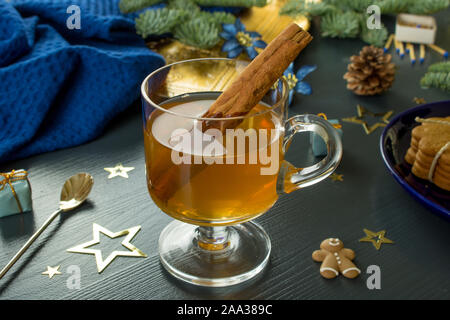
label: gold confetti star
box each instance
[359,229,394,250]
[67,223,147,273]
[413,97,426,105]
[42,265,62,279]
[104,163,135,179]
[342,105,394,135]
[330,173,344,181]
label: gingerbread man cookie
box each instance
[312,238,360,279]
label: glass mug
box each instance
[141,58,342,287]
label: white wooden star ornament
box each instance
[104,163,135,179]
[67,223,147,273]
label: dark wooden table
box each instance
[1,12,449,300]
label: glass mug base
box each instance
[159,220,271,287]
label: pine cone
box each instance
[344,46,396,96]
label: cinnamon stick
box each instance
[152,24,312,203]
[203,23,312,131]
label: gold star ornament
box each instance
[359,228,394,250]
[67,223,147,273]
[42,265,62,278]
[342,105,394,135]
[413,97,426,105]
[104,163,135,179]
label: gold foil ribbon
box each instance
[0,170,28,213]
[317,113,342,129]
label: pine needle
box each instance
[119,0,163,14]
[174,18,221,49]
[421,62,450,91]
[135,8,183,37]
[280,0,449,46]
[194,0,267,7]
[321,11,360,39]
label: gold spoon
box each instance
[0,173,94,279]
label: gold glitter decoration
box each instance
[359,229,394,250]
[284,73,299,90]
[329,173,344,181]
[413,97,426,104]
[342,105,394,135]
[67,224,147,273]
[239,0,312,44]
[236,31,253,47]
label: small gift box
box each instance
[310,113,343,157]
[0,170,32,218]
[395,14,437,44]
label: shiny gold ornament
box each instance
[329,173,344,182]
[359,229,394,250]
[67,223,147,273]
[239,0,311,43]
[42,265,62,279]
[342,105,394,135]
[104,164,135,179]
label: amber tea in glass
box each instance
[141,59,342,287]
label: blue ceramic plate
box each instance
[380,101,450,218]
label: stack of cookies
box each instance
[405,116,450,192]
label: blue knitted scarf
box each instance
[0,0,166,163]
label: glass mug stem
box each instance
[195,226,230,251]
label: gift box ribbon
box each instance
[0,170,28,213]
[317,113,342,129]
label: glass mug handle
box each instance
[277,114,343,194]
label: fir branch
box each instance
[408,0,449,14]
[420,72,450,91]
[360,27,388,47]
[283,0,449,15]
[202,11,237,25]
[428,61,450,73]
[333,0,374,12]
[280,0,336,17]
[194,0,267,7]
[119,0,163,14]
[321,11,360,39]
[135,8,183,38]
[174,18,221,49]
[359,15,388,47]
[168,0,201,13]
[421,61,450,91]
[280,0,448,46]
[124,0,267,49]
[378,0,409,13]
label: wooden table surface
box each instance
[1,12,449,300]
